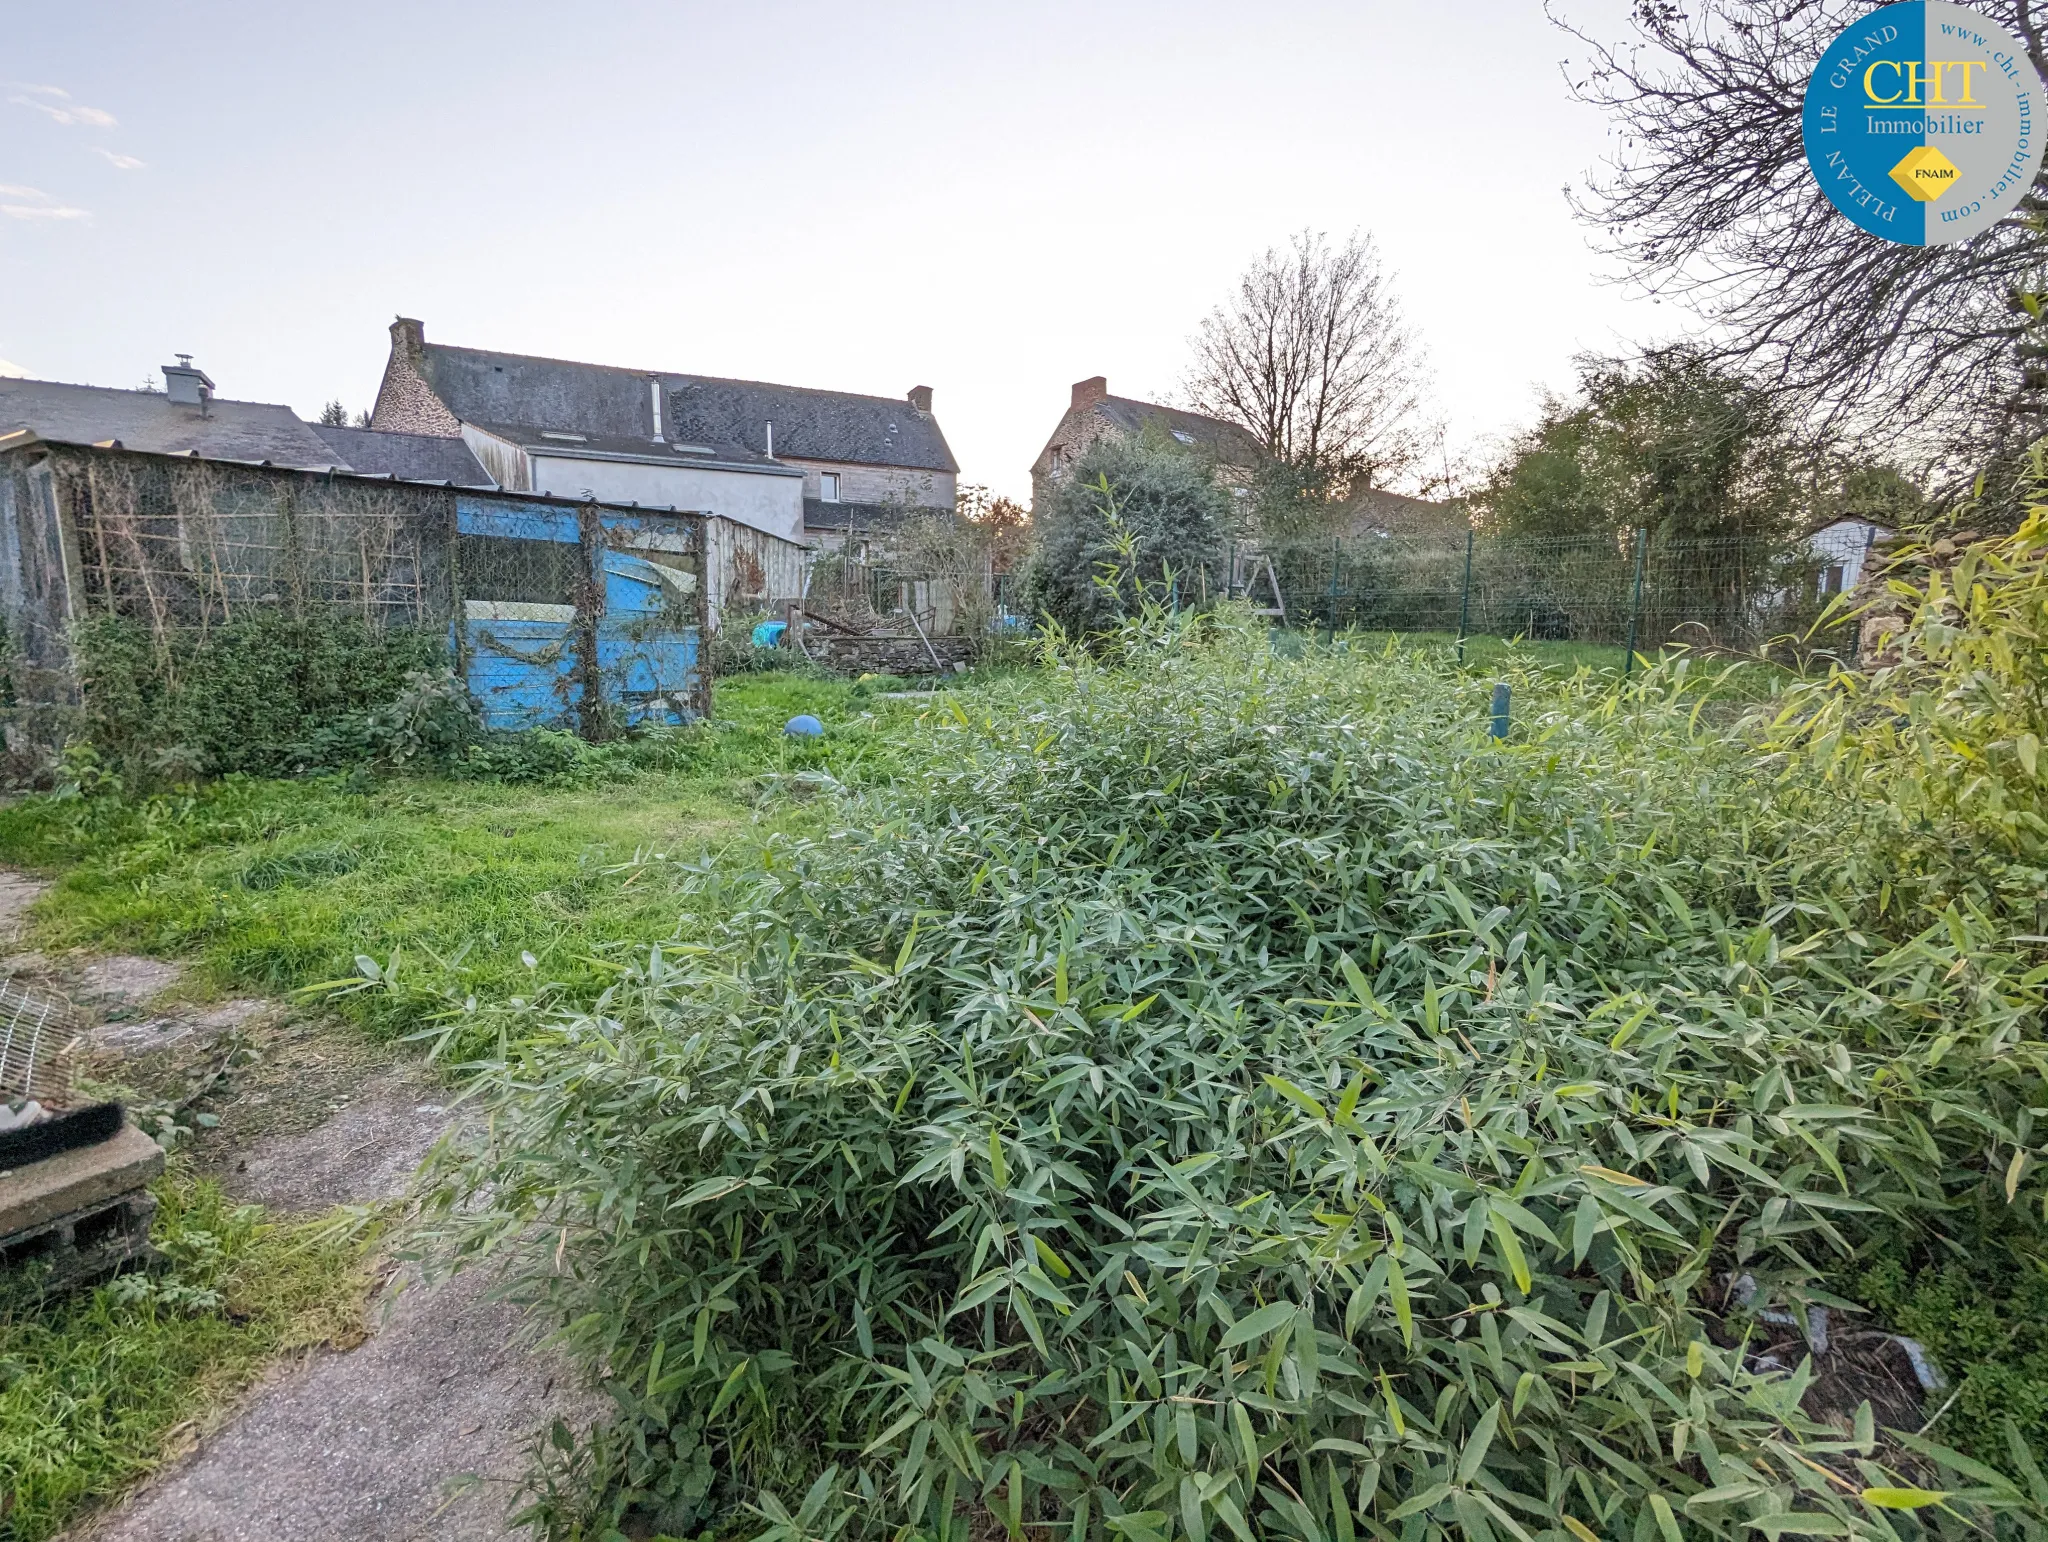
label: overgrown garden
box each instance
[365,508,2048,1542]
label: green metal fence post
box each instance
[1623,526,1648,678]
[1456,527,1475,665]
[1327,537,1340,641]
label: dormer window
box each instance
[820,472,841,502]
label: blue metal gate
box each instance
[455,498,704,733]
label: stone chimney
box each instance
[390,316,427,366]
[1071,376,1108,409]
[907,384,933,413]
[371,315,462,436]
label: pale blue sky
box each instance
[2,0,1654,499]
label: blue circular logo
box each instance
[1804,1,2044,245]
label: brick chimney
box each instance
[1071,376,1108,409]
[907,384,933,413]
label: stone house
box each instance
[370,319,958,554]
[1028,376,1262,512]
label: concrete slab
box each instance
[74,956,183,1013]
[89,997,272,1057]
[226,1065,453,1213]
[0,1121,161,1236]
[0,871,49,941]
[77,1265,605,1542]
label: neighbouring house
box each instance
[368,318,960,584]
[0,363,740,757]
[1806,515,1892,597]
[1029,376,1262,512]
[1337,485,1467,540]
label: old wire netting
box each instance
[0,980,84,1110]
[67,454,453,641]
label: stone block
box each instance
[0,1120,162,1237]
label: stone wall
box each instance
[370,318,463,437]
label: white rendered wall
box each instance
[528,454,804,542]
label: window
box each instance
[1820,563,1847,595]
[1047,446,1064,475]
[820,472,841,502]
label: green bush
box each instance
[419,612,2046,1542]
[1023,438,1231,639]
[72,612,452,779]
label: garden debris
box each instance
[781,602,973,676]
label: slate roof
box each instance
[309,424,495,486]
[667,375,957,474]
[415,342,957,474]
[1339,486,1465,539]
[1092,396,1262,462]
[468,419,795,476]
[0,377,343,467]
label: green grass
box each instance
[0,1176,373,1542]
[0,673,937,1031]
[0,670,956,1539]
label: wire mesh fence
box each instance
[68,454,451,639]
[1226,529,1850,662]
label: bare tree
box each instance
[1185,230,1430,493]
[1554,0,2048,474]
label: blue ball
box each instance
[784,714,824,737]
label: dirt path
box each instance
[0,875,598,1541]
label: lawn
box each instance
[0,672,937,1033]
[0,1181,373,1542]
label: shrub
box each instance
[420,614,2047,1542]
[1023,438,1230,639]
[72,612,451,779]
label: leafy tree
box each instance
[1477,351,1807,542]
[1185,229,1429,500]
[954,485,1032,575]
[1022,437,1228,637]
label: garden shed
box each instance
[0,377,717,770]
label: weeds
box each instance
[412,612,2048,1541]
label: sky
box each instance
[0,0,1661,502]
